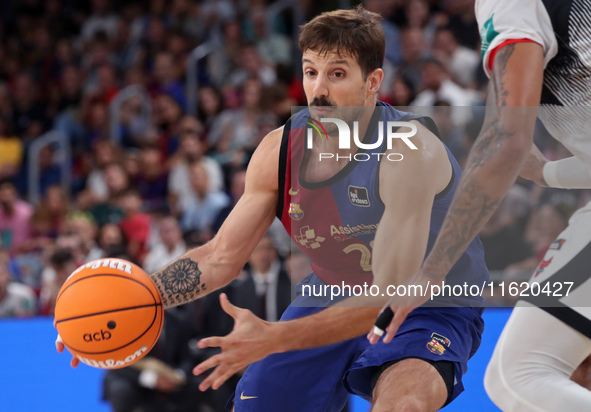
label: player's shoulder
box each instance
[245,126,285,192]
[255,125,285,156]
[384,118,447,166]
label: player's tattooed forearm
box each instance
[151,258,205,307]
[423,44,518,276]
[426,179,502,274]
[491,43,517,107]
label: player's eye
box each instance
[305,69,316,77]
[333,71,345,78]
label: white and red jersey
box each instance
[477,0,591,170]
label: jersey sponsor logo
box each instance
[549,239,566,250]
[427,332,451,355]
[240,392,258,400]
[480,14,499,59]
[348,186,370,207]
[330,223,379,240]
[288,187,299,196]
[534,257,553,277]
[295,226,325,249]
[289,203,304,220]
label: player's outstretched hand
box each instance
[367,270,435,345]
[192,293,279,391]
[54,319,79,368]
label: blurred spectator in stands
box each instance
[505,201,573,278]
[247,8,292,66]
[526,202,573,259]
[228,45,277,88]
[431,101,465,160]
[118,188,152,264]
[397,28,430,93]
[0,116,22,180]
[432,27,480,88]
[81,0,119,43]
[153,94,183,157]
[37,145,63,197]
[0,178,33,254]
[82,140,123,206]
[364,0,402,66]
[53,65,87,156]
[30,185,68,242]
[11,73,47,141]
[197,86,224,143]
[102,303,212,412]
[480,192,533,272]
[97,223,128,258]
[117,96,150,148]
[404,0,438,46]
[0,250,36,317]
[63,211,102,263]
[85,162,128,226]
[53,39,80,77]
[151,51,186,111]
[285,246,312,286]
[39,248,76,315]
[87,63,120,105]
[212,168,246,233]
[445,0,479,50]
[412,58,478,126]
[214,78,266,165]
[181,161,229,237]
[83,101,110,146]
[231,234,291,322]
[144,216,186,273]
[208,19,244,89]
[82,32,117,86]
[136,145,169,212]
[168,117,224,213]
[382,76,416,107]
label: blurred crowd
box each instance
[0,0,590,409]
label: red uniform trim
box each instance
[488,38,538,72]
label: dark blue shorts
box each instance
[230,274,484,411]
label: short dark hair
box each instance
[50,248,75,270]
[299,6,385,79]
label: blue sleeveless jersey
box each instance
[277,102,488,307]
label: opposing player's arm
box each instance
[420,42,544,281]
[521,144,591,189]
[150,128,282,308]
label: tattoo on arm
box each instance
[425,44,520,276]
[151,258,206,307]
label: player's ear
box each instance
[367,68,383,95]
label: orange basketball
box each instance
[54,258,164,369]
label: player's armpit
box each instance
[151,127,283,309]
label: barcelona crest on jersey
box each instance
[426,332,451,355]
[289,203,304,220]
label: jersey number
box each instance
[343,241,374,272]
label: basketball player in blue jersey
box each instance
[57,7,488,411]
[369,0,591,410]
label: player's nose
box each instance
[312,73,329,101]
